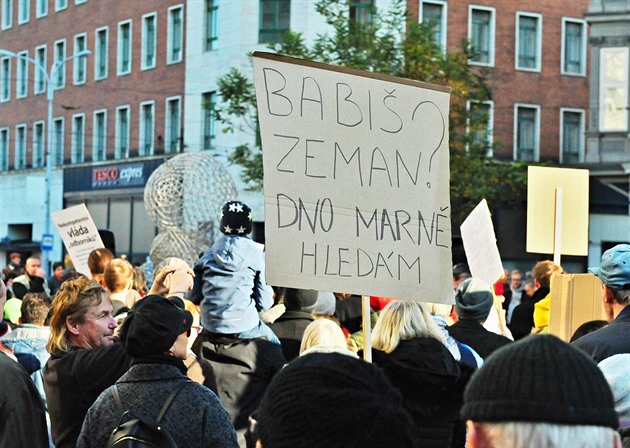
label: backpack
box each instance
[106,380,190,448]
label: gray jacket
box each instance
[77,362,239,448]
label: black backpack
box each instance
[106,380,190,448]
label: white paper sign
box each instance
[253,52,453,303]
[51,204,105,277]
[460,199,504,287]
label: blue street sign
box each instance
[42,233,54,251]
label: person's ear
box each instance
[466,421,489,448]
[255,440,263,448]
[66,317,81,336]
[603,285,615,304]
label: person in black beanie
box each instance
[462,334,620,448]
[77,295,238,448]
[269,288,317,360]
[254,352,417,448]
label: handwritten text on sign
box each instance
[254,53,453,303]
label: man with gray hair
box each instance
[462,335,620,448]
[573,244,630,362]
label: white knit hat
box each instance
[313,291,336,316]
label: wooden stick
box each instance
[362,295,372,362]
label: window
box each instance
[467,100,494,156]
[1,0,12,29]
[514,104,540,162]
[202,92,216,150]
[168,5,184,64]
[74,34,87,84]
[140,101,154,156]
[53,117,64,165]
[34,46,46,94]
[95,27,109,80]
[33,121,45,168]
[54,39,67,89]
[75,0,87,4]
[516,13,541,71]
[142,13,157,70]
[205,0,218,51]
[115,106,130,159]
[55,0,67,11]
[165,97,181,154]
[468,6,495,66]
[93,110,107,161]
[349,0,372,23]
[1,57,10,102]
[36,0,47,18]
[562,19,586,76]
[599,47,629,132]
[560,109,584,164]
[17,0,28,24]
[420,1,447,51]
[259,0,290,44]
[16,51,28,99]
[71,113,85,163]
[0,128,8,171]
[15,124,26,170]
[117,20,132,75]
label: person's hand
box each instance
[149,266,176,296]
[167,268,194,294]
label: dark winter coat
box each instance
[572,306,630,363]
[76,359,238,448]
[0,351,49,448]
[370,337,474,448]
[508,286,549,340]
[44,342,132,448]
[269,309,314,361]
[447,318,512,359]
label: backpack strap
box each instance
[156,380,190,423]
[111,384,124,412]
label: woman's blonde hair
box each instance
[300,318,347,354]
[47,277,108,356]
[372,300,444,354]
[103,258,134,293]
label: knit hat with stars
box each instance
[220,200,253,235]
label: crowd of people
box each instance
[1,201,630,448]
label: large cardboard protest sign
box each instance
[51,204,105,277]
[460,199,504,287]
[253,52,453,303]
[526,166,589,256]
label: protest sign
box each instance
[526,166,589,256]
[253,52,453,303]
[51,204,105,277]
[460,199,504,287]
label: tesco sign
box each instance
[92,164,145,188]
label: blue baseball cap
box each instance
[588,244,630,289]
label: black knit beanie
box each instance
[220,200,252,235]
[119,295,193,358]
[256,353,416,448]
[461,334,618,429]
[283,288,318,311]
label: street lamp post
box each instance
[0,48,90,276]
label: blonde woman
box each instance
[370,300,474,448]
[299,318,357,358]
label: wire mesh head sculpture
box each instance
[144,153,238,268]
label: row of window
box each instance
[420,1,587,75]
[0,5,183,102]
[0,96,184,170]
[470,100,585,163]
[1,0,86,29]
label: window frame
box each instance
[0,127,9,171]
[559,108,585,164]
[55,0,68,12]
[73,33,88,85]
[202,91,217,151]
[93,109,107,162]
[466,99,494,157]
[513,103,541,162]
[141,12,157,70]
[71,113,85,163]
[16,50,28,99]
[139,100,155,156]
[561,18,587,77]
[52,117,64,165]
[117,19,133,76]
[515,12,542,72]
[15,123,27,170]
[165,96,182,154]
[36,0,47,18]
[420,0,448,53]
[53,38,67,90]
[259,0,291,44]
[34,45,46,94]
[599,47,629,132]
[204,0,219,52]
[17,0,29,24]
[95,26,109,81]
[167,4,184,64]
[468,5,495,67]
[115,105,130,159]
[32,120,45,168]
[1,0,13,30]
[1,57,11,102]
